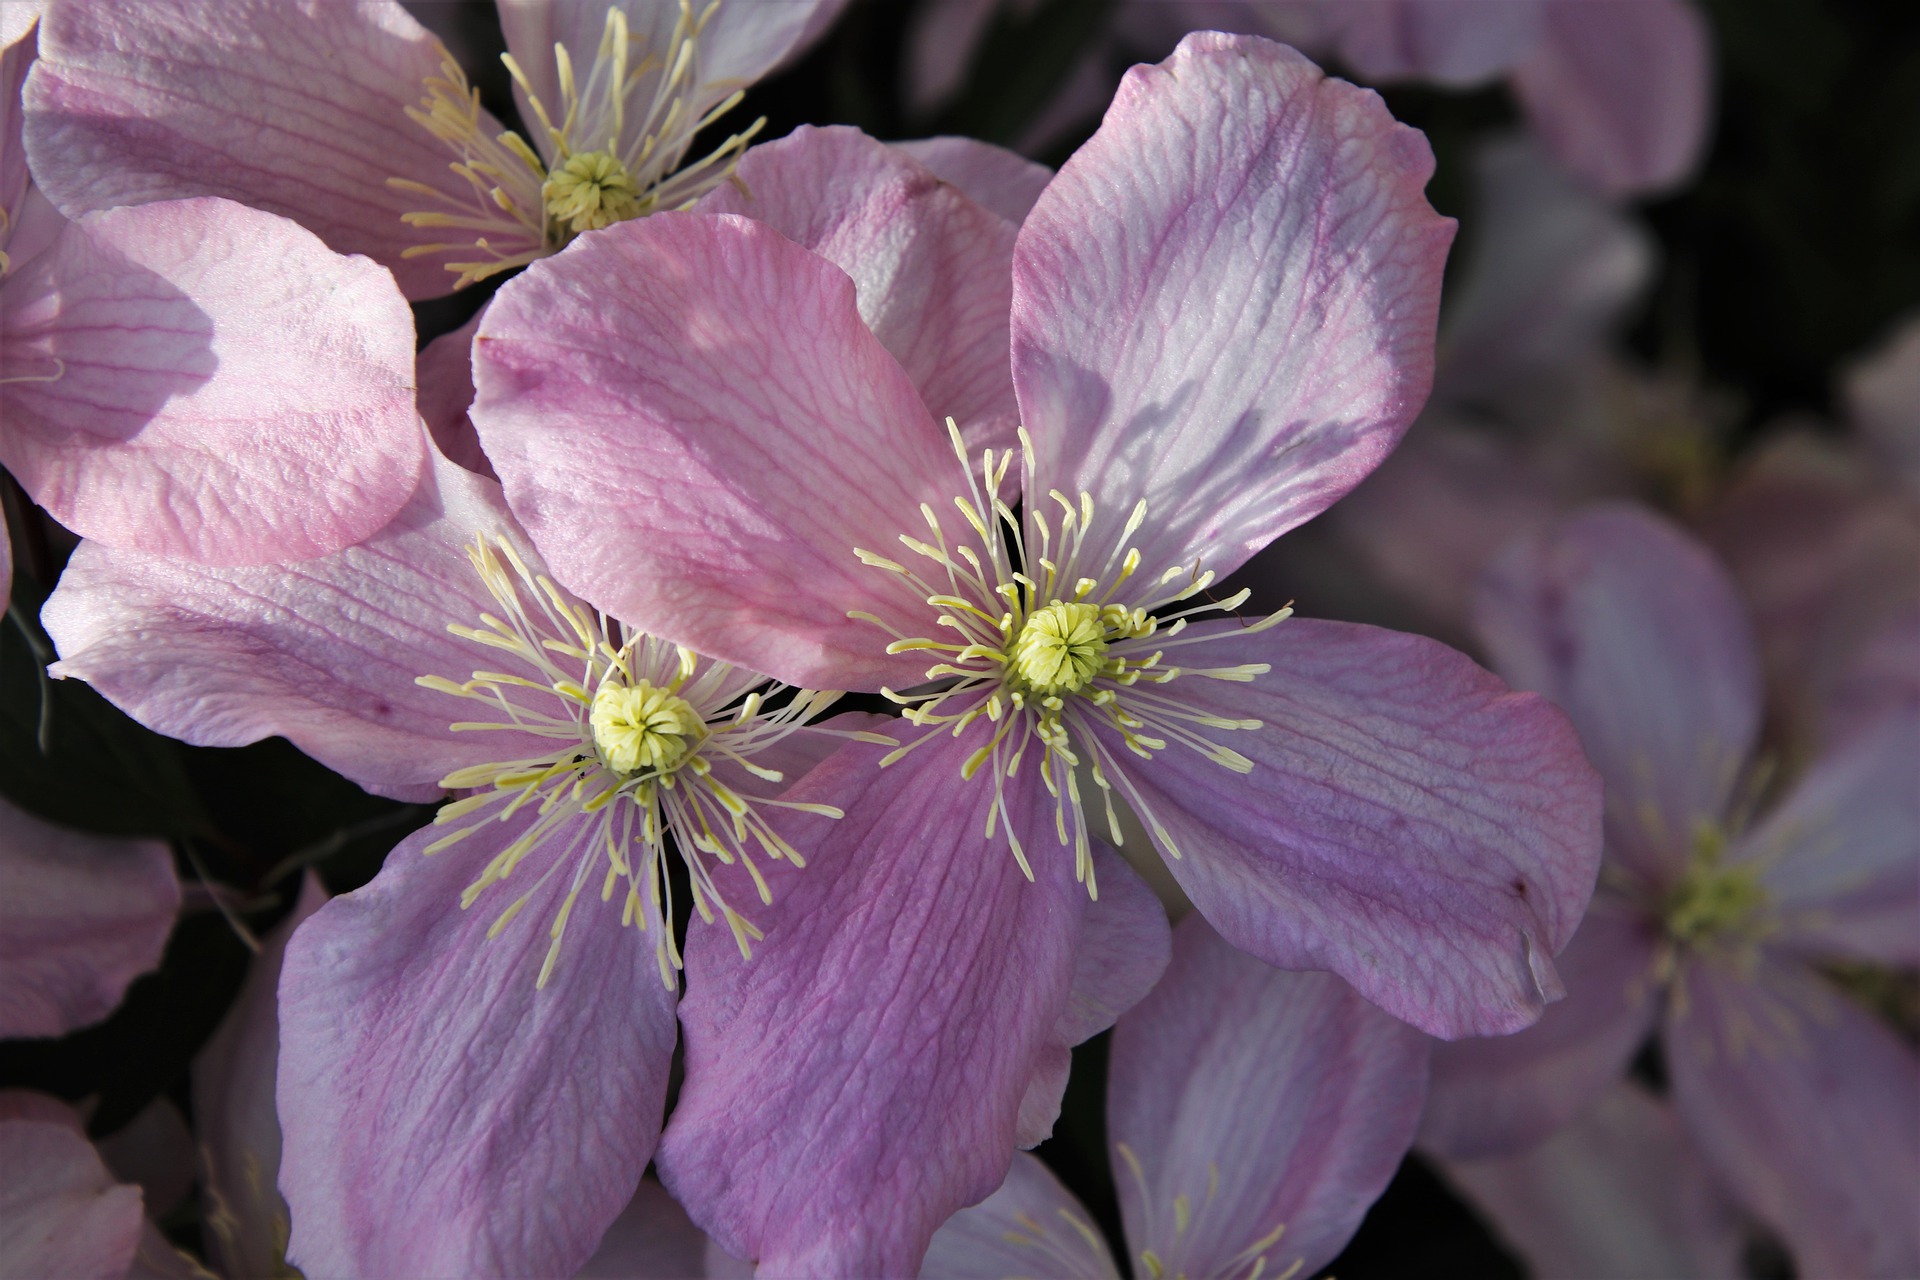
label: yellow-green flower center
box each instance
[590,680,702,777]
[542,149,645,234]
[1663,824,1770,949]
[1008,601,1111,696]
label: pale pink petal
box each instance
[96,1099,192,1222]
[471,211,954,691]
[1474,505,1761,885]
[657,732,1082,1278]
[1109,618,1601,1038]
[0,198,423,564]
[23,0,521,299]
[1018,844,1171,1147]
[1110,918,1430,1279]
[1845,313,1920,497]
[1441,1081,1745,1280]
[1011,31,1454,579]
[0,3,39,50]
[696,126,1021,454]
[1509,0,1714,198]
[192,874,325,1280]
[0,1107,144,1280]
[1666,956,1920,1279]
[0,796,176,1039]
[1420,900,1662,1158]
[0,12,34,253]
[45,446,548,803]
[1736,707,1920,965]
[1329,0,1543,86]
[921,1152,1120,1279]
[278,811,679,1279]
[575,1179,714,1280]
[418,309,493,477]
[894,136,1053,224]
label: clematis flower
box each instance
[24,0,846,297]
[921,916,1431,1280]
[1419,504,1920,1278]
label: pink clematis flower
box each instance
[25,0,846,297]
[1420,504,1920,1278]
[922,916,1431,1280]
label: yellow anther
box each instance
[1009,601,1110,696]
[590,680,701,777]
[543,149,645,233]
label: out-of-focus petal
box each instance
[1509,0,1713,198]
[1017,844,1171,1147]
[696,126,1021,454]
[1738,707,1920,966]
[96,1098,193,1222]
[418,309,493,477]
[894,136,1052,224]
[1329,0,1542,86]
[1666,956,1920,1278]
[1421,901,1661,1157]
[0,11,35,254]
[0,1103,145,1280]
[0,3,39,50]
[1845,313,1920,497]
[1111,618,1600,1038]
[921,1152,1120,1280]
[1441,1081,1745,1280]
[472,211,954,692]
[192,874,326,1280]
[657,732,1080,1279]
[1475,505,1761,885]
[23,0,515,299]
[0,797,176,1039]
[278,810,678,1279]
[1110,918,1430,1279]
[0,198,423,565]
[1011,31,1454,579]
[575,1179,714,1280]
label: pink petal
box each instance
[277,810,679,1279]
[191,874,326,1280]
[1846,314,1920,497]
[96,1099,193,1222]
[0,1106,144,1280]
[921,1152,1120,1279]
[1474,505,1762,885]
[0,198,423,565]
[0,4,38,50]
[23,0,520,299]
[1440,1081,1745,1280]
[893,136,1053,225]
[656,732,1083,1278]
[0,796,177,1039]
[695,125,1020,455]
[1420,899,1662,1158]
[0,13,34,255]
[1666,956,1920,1278]
[1329,0,1543,86]
[1112,618,1601,1038]
[575,1179,715,1280]
[1737,706,1920,965]
[1018,844,1172,1147]
[1509,0,1714,198]
[45,446,550,803]
[418,309,493,477]
[471,211,954,691]
[1010,31,1454,580]
[1110,917,1431,1279]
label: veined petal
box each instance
[278,810,678,1279]
[657,731,1079,1279]
[0,1103,144,1280]
[0,796,177,1040]
[893,136,1053,225]
[1421,901,1662,1158]
[471,211,953,691]
[1328,0,1542,86]
[1474,505,1761,885]
[0,13,34,258]
[1666,956,1920,1279]
[697,125,1021,455]
[921,1152,1120,1280]
[1110,917,1430,1280]
[1440,1081,1745,1280]
[23,0,519,299]
[1111,618,1601,1038]
[1508,0,1713,198]
[45,445,548,802]
[1011,31,1454,579]
[0,198,423,565]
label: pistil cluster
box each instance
[853,423,1290,893]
